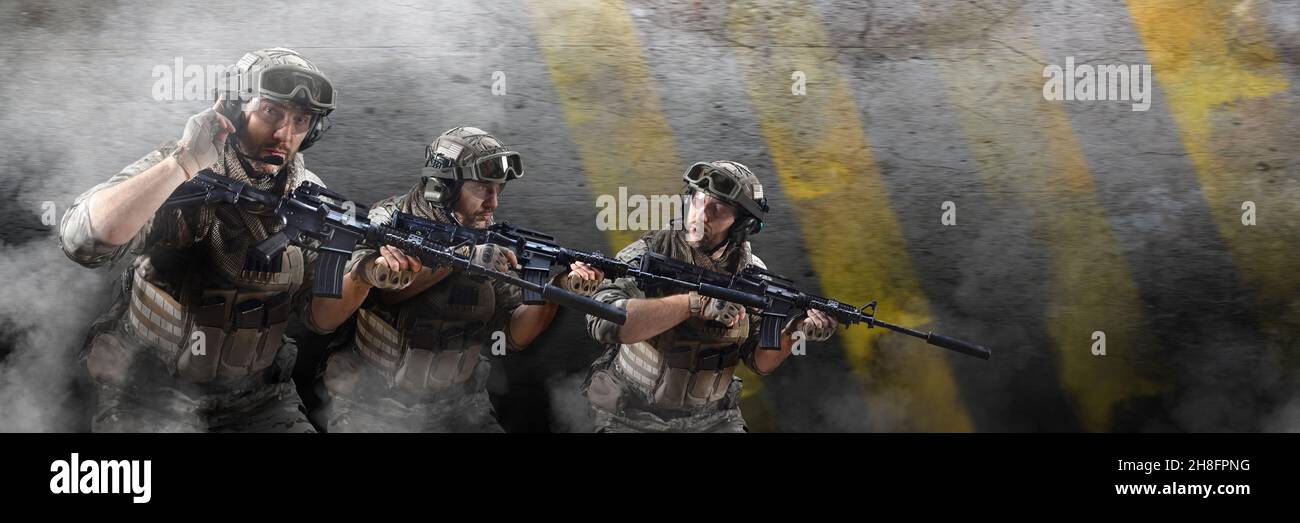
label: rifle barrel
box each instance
[870,318,991,360]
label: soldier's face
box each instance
[236,98,313,176]
[684,190,737,249]
[453,180,504,229]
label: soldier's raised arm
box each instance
[59,99,234,267]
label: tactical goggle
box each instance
[684,163,746,200]
[426,145,524,183]
[248,64,336,114]
[683,162,767,218]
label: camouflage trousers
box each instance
[88,331,315,433]
[320,349,504,433]
[92,380,315,433]
[589,376,749,433]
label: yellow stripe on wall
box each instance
[1127,0,1299,357]
[727,1,972,431]
[924,7,1166,431]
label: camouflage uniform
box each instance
[60,144,330,433]
[583,228,768,433]
[318,182,522,433]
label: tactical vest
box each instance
[352,270,498,393]
[125,200,304,384]
[615,307,750,411]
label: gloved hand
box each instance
[468,243,519,273]
[690,291,746,328]
[782,309,838,341]
[173,99,236,179]
[355,245,422,290]
[552,261,604,297]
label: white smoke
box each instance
[0,236,112,432]
[545,371,595,433]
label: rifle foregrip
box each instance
[698,283,767,309]
[927,333,991,360]
[540,285,627,325]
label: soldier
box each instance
[59,48,369,432]
[309,126,605,432]
[582,161,838,432]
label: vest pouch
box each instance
[220,297,266,376]
[395,326,484,393]
[251,292,293,372]
[176,291,233,383]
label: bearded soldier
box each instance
[583,161,838,432]
[59,48,367,432]
[309,126,605,432]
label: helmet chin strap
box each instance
[448,208,467,227]
[681,225,729,258]
[702,234,730,257]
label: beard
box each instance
[234,135,294,177]
[248,156,289,176]
[459,210,496,229]
[684,212,719,248]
